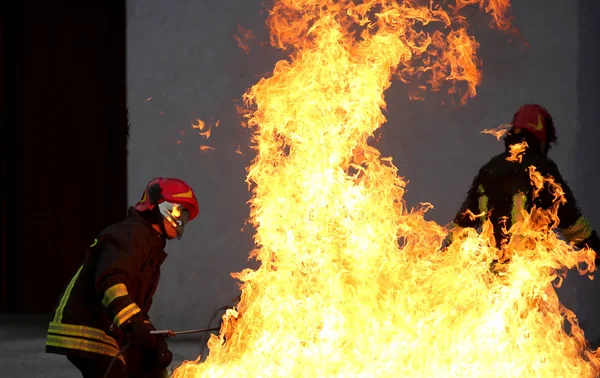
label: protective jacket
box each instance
[452,149,600,252]
[46,207,167,364]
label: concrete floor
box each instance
[0,314,210,378]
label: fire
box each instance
[172,205,182,218]
[174,0,600,376]
[455,0,514,31]
[481,123,512,141]
[506,141,528,163]
[234,25,254,55]
[192,118,206,131]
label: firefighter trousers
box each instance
[67,354,169,378]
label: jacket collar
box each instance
[127,207,167,250]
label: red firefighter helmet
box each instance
[134,177,199,238]
[510,104,557,146]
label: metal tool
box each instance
[104,327,220,377]
[150,326,221,337]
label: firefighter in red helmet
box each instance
[446,104,600,260]
[46,177,199,378]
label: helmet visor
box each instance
[158,201,191,238]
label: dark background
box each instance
[1,0,599,344]
[1,2,128,312]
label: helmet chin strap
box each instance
[159,220,169,238]
[150,207,169,238]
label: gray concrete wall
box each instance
[127,0,272,330]
[126,0,594,338]
[562,0,600,348]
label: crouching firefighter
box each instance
[46,177,199,378]
[445,104,600,264]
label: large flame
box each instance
[174,0,600,376]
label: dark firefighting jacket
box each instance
[451,150,600,252]
[46,207,167,363]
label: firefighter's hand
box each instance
[124,317,156,349]
[154,337,173,368]
[440,236,451,252]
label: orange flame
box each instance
[172,204,182,218]
[506,141,528,163]
[174,0,600,376]
[234,25,254,54]
[454,0,514,31]
[193,118,220,139]
[192,118,206,131]
[481,123,512,140]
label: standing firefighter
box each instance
[447,104,600,260]
[46,177,199,378]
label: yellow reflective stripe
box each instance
[563,216,593,244]
[477,185,488,221]
[444,232,454,245]
[53,265,83,323]
[46,335,125,363]
[448,222,460,242]
[444,222,463,246]
[102,284,129,307]
[478,195,488,220]
[48,322,118,348]
[90,238,98,247]
[511,192,527,225]
[114,303,141,327]
[172,189,193,199]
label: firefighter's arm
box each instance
[559,207,600,255]
[546,164,600,255]
[453,174,487,228]
[95,230,146,328]
[444,172,487,248]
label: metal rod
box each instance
[150,326,220,336]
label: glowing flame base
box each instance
[174,1,600,376]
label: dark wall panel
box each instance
[1,2,127,312]
[567,0,600,349]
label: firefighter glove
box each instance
[124,317,156,349]
[154,337,173,368]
